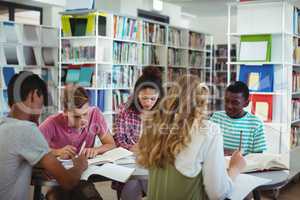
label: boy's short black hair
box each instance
[7,71,48,107]
[226,81,249,100]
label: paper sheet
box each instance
[239,41,268,61]
[256,102,269,121]
[228,174,271,200]
[81,163,135,183]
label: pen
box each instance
[239,131,243,151]
[79,141,86,155]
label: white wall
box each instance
[194,15,237,44]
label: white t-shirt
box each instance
[175,120,233,200]
[0,117,49,200]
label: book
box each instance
[239,65,274,92]
[239,34,272,62]
[88,147,133,165]
[2,67,15,88]
[65,69,80,83]
[80,163,135,183]
[79,67,94,87]
[225,153,289,173]
[249,94,273,122]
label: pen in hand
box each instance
[78,141,86,155]
[239,131,243,151]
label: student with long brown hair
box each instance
[136,74,246,200]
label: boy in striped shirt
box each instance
[210,81,267,155]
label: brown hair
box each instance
[63,84,89,111]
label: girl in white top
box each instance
[136,74,246,200]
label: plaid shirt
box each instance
[113,103,141,150]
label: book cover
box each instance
[65,69,80,83]
[239,35,272,62]
[239,64,274,92]
[249,94,273,122]
[79,67,93,87]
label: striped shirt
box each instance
[210,111,267,154]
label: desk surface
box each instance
[250,170,289,190]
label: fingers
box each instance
[82,148,98,158]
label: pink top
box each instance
[39,107,108,153]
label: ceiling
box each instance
[162,0,236,17]
[162,0,300,17]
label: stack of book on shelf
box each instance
[291,126,300,147]
[143,22,166,44]
[63,65,94,87]
[168,48,186,67]
[168,68,186,82]
[189,32,205,49]
[113,42,139,64]
[113,16,140,41]
[292,99,300,121]
[98,71,112,88]
[112,66,140,88]
[293,71,300,92]
[142,45,161,65]
[87,90,106,112]
[168,28,186,47]
[189,52,204,68]
[293,7,300,35]
[113,90,130,111]
[61,40,95,63]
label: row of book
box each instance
[167,68,186,82]
[113,16,166,44]
[168,28,187,47]
[113,42,163,65]
[292,98,300,121]
[189,52,205,68]
[62,66,94,87]
[293,8,300,35]
[291,126,300,148]
[113,42,139,64]
[189,32,205,50]
[293,71,300,92]
[168,48,186,66]
[113,90,130,111]
[215,44,237,58]
[87,90,106,112]
[61,40,95,63]
[112,66,141,88]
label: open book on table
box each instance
[80,163,135,183]
[226,153,289,173]
[59,147,134,169]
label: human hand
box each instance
[229,150,246,172]
[82,148,99,158]
[56,145,77,159]
[72,154,88,172]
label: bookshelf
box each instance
[210,44,237,112]
[59,11,213,129]
[227,1,297,154]
[0,21,59,119]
